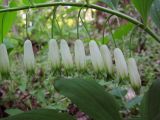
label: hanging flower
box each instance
[23,40,35,72]
[128,58,141,92]
[48,39,61,70]
[89,40,104,72]
[0,44,10,75]
[114,48,128,79]
[60,40,73,70]
[74,40,86,71]
[100,45,113,74]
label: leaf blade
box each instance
[2,109,75,120]
[100,0,119,9]
[132,0,154,25]
[150,0,160,29]
[55,78,122,120]
[141,80,160,120]
[0,1,17,43]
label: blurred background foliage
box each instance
[0,0,160,119]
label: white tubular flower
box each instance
[60,40,73,70]
[128,58,141,92]
[23,40,35,72]
[89,40,104,72]
[0,44,10,75]
[114,48,128,79]
[48,39,61,69]
[100,45,113,74]
[74,40,86,70]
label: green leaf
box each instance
[2,109,75,120]
[150,0,160,29]
[9,0,18,7]
[22,0,48,5]
[113,23,133,40]
[0,12,17,43]
[4,38,19,50]
[129,118,142,120]
[132,0,154,25]
[126,96,142,109]
[110,88,127,98]
[5,109,23,116]
[34,0,48,3]
[101,0,114,8]
[9,0,24,7]
[99,23,133,43]
[153,114,160,120]
[55,78,122,120]
[111,0,119,8]
[0,1,17,43]
[100,0,119,9]
[22,0,32,5]
[141,80,160,120]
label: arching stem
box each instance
[0,2,159,43]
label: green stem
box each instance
[0,2,159,43]
[129,25,139,57]
[80,15,91,40]
[77,7,83,39]
[51,6,58,39]
[28,0,34,6]
[55,18,62,38]
[26,9,29,39]
[107,15,117,47]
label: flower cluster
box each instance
[0,39,141,91]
